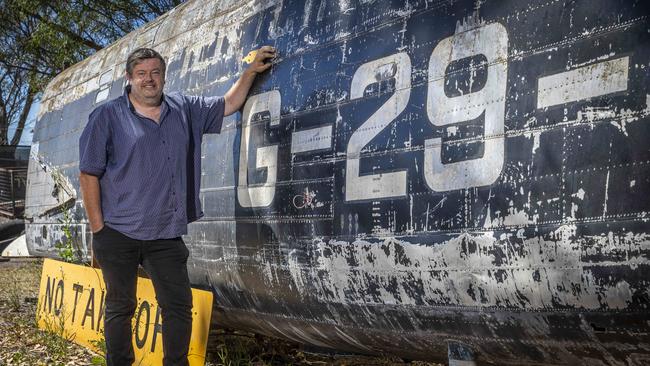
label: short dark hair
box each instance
[126,48,166,75]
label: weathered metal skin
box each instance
[25,0,650,364]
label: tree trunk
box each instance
[10,85,34,146]
[0,99,7,145]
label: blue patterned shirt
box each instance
[79,87,225,240]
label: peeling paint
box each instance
[26,0,650,364]
[296,224,648,310]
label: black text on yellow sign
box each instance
[37,258,213,365]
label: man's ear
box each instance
[124,71,131,84]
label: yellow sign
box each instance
[242,50,258,64]
[36,258,213,365]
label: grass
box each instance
[206,330,295,366]
[0,258,98,365]
[89,339,107,365]
[0,258,40,311]
[0,258,441,366]
[203,328,439,366]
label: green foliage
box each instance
[207,331,291,366]
[49,166,83,263]
[215,337,267,366]
[4,268,25,311]
[55,207,78,262]
[39,324,74,360]
[0,259,105,364]
[90,337,107,354]
[92,355,108,365]
[0,0,183,144]
[90,338,107,365]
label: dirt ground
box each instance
[0,258,440,366]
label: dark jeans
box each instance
[92,225,193,366]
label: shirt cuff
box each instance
[79,166,105,176]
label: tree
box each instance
[0,0,183,145]
[0,68,36,145]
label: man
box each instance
[78,46,275,366]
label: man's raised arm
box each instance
[223,46,276,116]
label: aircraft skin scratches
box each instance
[25,0,650,364]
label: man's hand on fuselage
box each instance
[224,45,277,116]
[245,45,277,74]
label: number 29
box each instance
[237,23,508,207]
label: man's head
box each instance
[125,48,166,105]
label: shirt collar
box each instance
[123,85,170,122]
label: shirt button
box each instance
[167,157,170,160]
[162,140,166,144]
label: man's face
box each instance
[127,58,165,103]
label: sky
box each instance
[7,98,39,146]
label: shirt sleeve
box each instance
[186,95,225,134]
[78,107,110,176]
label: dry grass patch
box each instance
[0,258,100,365]
[0,258,440,366]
